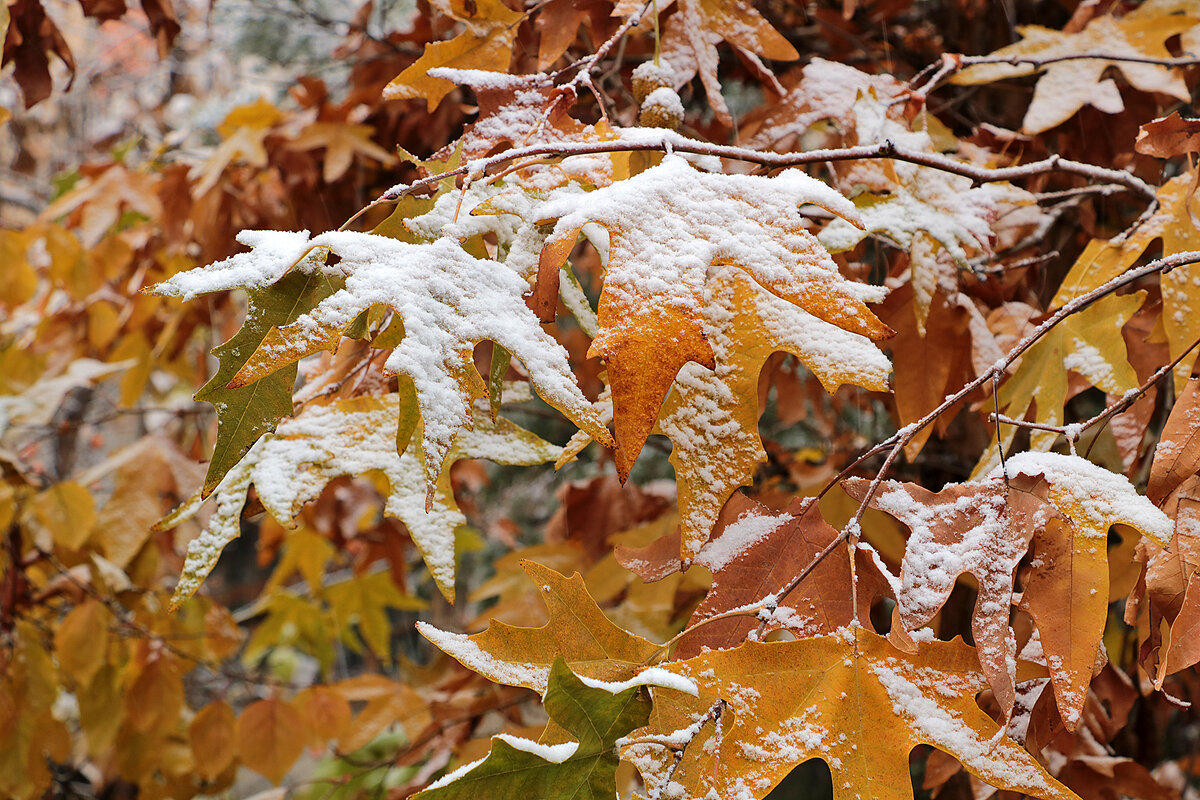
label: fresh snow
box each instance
[577,668,699,696]
[493,734,580,762]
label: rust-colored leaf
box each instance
[1136,111,1200,158]
[1148,377,1200,505]
[234,698,306,785]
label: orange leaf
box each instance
[1149,377,1200,505]
[235,698,306,785]
[383,0,522,109]
[631,629,1078,800]
[538,156,886,478]
[294,686,352,748]
[1136,111,1200,158]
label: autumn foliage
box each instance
[5,0,1200,798]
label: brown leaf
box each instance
[1148,377,1200,505]
[675,494,881,657]
[2,0,75,107]
[189,700,237,781]
[545,474,669,563]
[235,698,306,785]
[844,473,1056,717]
[1135,111,1200,158]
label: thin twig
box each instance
[356,132,1156,225]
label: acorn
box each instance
[638,86,684,130]
[632,60,676,105]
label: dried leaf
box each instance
[235,698,306,785]
[1148,378,1200,505]
[952,4,1195,133]
[1135,111,1200,158]
[189,700,237,781]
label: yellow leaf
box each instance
[54,600,107,685]
[235,697,307,785]
[190,700,237,781]
[383,0,522,109]
[980,291,1144,477]
[326,570,426,663]
[78,664,123,756]
[420,561,661,693]
[289,122,398,183]
[30,482,95,551]
[264,527,335,595]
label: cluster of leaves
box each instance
[5,0,1200,799]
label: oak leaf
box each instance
[160,391,563,606]
[419,561,661,693]
[627,628,1079,800]
[661,0,797,125]
[1079,171,1200,394]
[999,452,1172,728]
[843,473,1059,719]
[1135,111,1200,158]
[384,0,523,109]
[152,234,342,496]
[952,3,1195,133]
[288,121,398,183]
[220,230,611,488]
[674,494,883,657]
[980,290,1144,476]
[657,266,890,557]
[415,657,665,800]
[537,155,888,478]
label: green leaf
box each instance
[416,658,652,800]
[195,266,342,496]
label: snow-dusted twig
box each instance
[365,131,1156,210]
[992,330,1200,440]
[909,51,1200,93]
[624,700,725,800]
